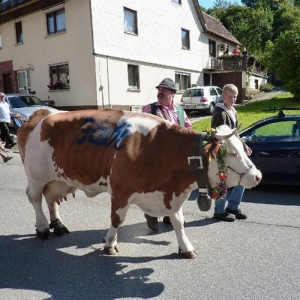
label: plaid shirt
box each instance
[142,102,192,129]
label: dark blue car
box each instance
[239,111,300,186]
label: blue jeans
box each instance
[214,185,245,214]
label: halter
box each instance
[187,130,253,200]
[227,164,253,185]
[187,132,212,191]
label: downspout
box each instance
[99,59,105,109]
[89,0,105,109]
[106,56,112,108]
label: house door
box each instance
[3,73,13,93]
[17,70,31,94]
[204,73,210,86]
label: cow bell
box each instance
[197,192,212,212]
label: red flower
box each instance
[218,173,227,181]
[211,191,219,199]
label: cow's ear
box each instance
[203,142,219,159]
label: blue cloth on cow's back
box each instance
[11,115,23,128]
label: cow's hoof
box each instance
[49,218,69,236]
[104,245,120,255]
[178,248,197,259]
[36,228,50,240]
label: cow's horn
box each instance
[215,123,242,140]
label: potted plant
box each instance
[47,80,65,90]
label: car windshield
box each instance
[183,89,204,97]
[8,96,43,108]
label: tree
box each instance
[213,0,240,8]
[242,0,288,10]
[272,4,300,40]
[220,5,273,54]
[261,24,300,98]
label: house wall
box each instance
[0,0,97,108]
[1,0,229,110]
[248,72,268,90]
[91,0,205,108]
[95,56,204,109]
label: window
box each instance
[128,64,139,89]
[209,40,216,57]
[246,121,300,143]
[181,29,190,50]
[17,70,31,93]
[15,21,23,44]
[124,8,138,34]
[175,73,190,91]
[48,63,70,90]
[46,8,66,35]
[172,0,182,5]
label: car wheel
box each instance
[208,103,215,115]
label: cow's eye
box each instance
[230,150,237,156]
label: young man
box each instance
[142,78,192,231]
[211,84,252,222]
[0,92,16,149]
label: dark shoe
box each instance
[144,214,159,231]
[162,216,171,224]
[213,212,235,222]
[4,142,16,149]
[226,208,247,220]
[3,156,13,163]
[197,192,212,211]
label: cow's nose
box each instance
[255,174,262,183]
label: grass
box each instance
[192,92,300,132]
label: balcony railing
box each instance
[211,56,247,70]
[206,56,267,76]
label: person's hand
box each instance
[244,144,252,156]
[14,113,21,118]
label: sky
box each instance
[199,0,243,10]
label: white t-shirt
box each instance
[0,101,11,123]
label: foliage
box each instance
[262,24,300,96]
[272,4,300,40]
[260,83,274,92]
[220,5,273,54]
[241,0,285,10]
[192,92,300,132]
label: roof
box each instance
[201,11,241,45]
[0,0,62,24]
[0,0,31,12]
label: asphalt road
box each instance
[1,144,299,300]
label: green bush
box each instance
[260,83,274,92]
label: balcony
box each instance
[206,55,267,76]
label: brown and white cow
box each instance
[17,108,261,259]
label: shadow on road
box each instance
[242,184,299,206]
[0,226,178,299]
